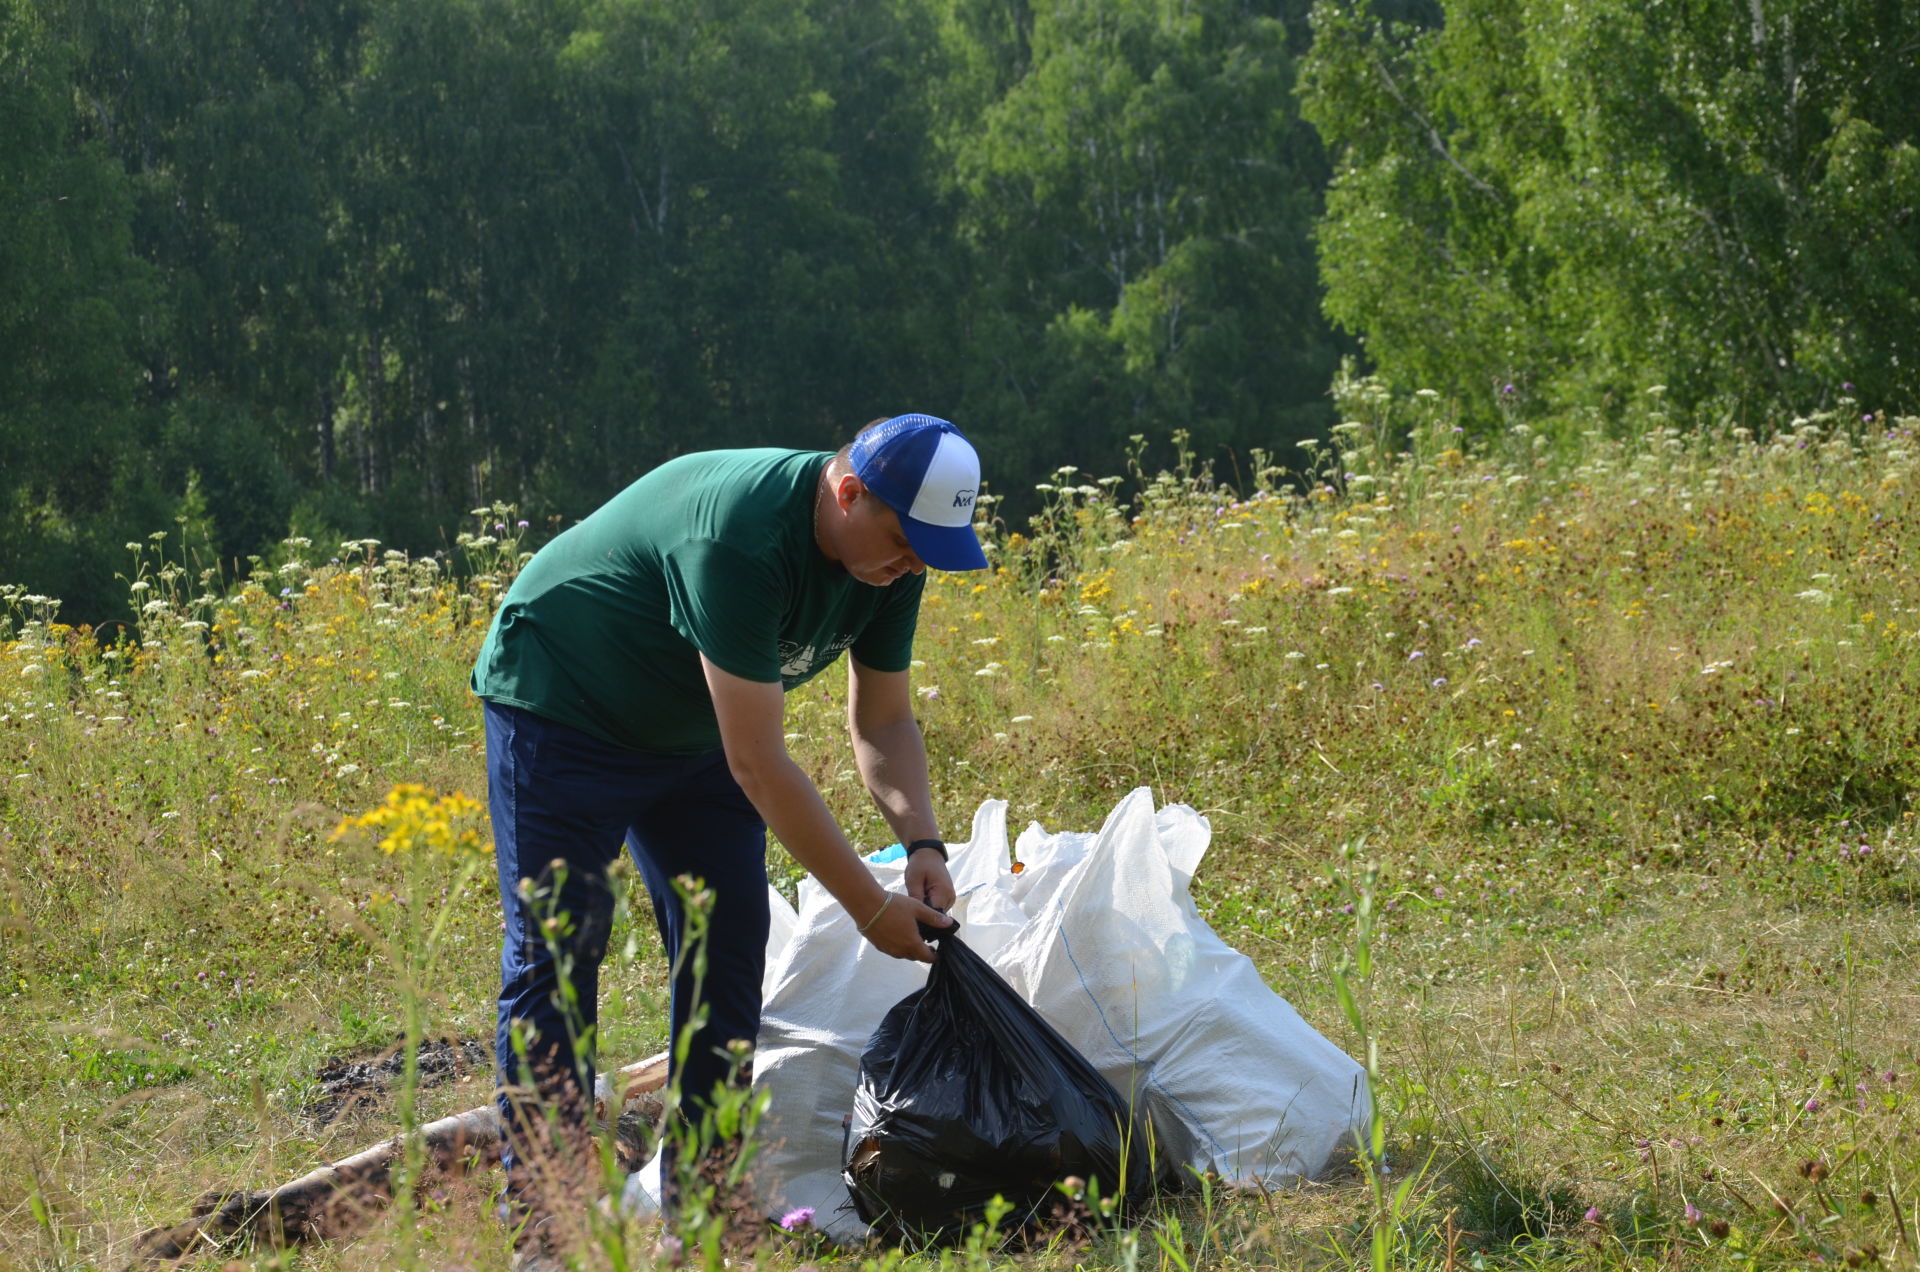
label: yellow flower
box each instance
[332,783,489,857]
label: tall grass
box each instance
[3,384,1919,1269]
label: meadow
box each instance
[3,380,1919,1271]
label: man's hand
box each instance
[905,846,955,910]
[858,891,954,962]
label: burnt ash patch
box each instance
[305,1037,491,1124]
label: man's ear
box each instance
[834,471,866,513]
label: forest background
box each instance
[4,0,1917,622]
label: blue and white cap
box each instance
[849,414,989,572]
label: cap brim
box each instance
[900,516,989,572]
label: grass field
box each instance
[4,383,1919,1270]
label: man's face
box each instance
[837,481,927,587]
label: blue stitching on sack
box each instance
[1057,924,1230,1163]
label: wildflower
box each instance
[1407,650,1424,660]
[1584,1207,1602,1224]
[1843,381,1856,392]
[780,1206,816,1232]
[1432,678,1448,687]
[517,519,530,528]
[1501,383,1516,396]
[1804,1097,1821,1113]
[1683,1203,1702,1226]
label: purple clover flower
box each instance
[781,1206,816,1232]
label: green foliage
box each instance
[0,0,165,620]
[948,0,1343,484]
[12,0,1920,622]
[5,0,1363,609]
[1302,0,1920,432]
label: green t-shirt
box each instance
[471,448,924,754]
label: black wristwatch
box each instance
[905,837,948,861]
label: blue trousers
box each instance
[483,701,771,1186]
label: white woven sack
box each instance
[991,787,1368,1186]
[1009,822,1092,917]
[619,882,802,1219]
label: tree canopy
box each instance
[4,0,1914,619]
[1301,0,1920,427]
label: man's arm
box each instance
[847,657,956,910]
[701,655,951,961]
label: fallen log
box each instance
[126,1050,670,1265]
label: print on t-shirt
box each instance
[779,634,857,685]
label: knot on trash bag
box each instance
[918,913,958,946]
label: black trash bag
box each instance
[842,924,1177,1241]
